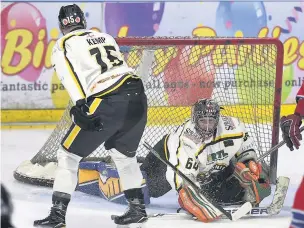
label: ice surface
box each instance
[1,128,303,228]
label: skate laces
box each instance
[49,203,67,221]
[121,199,143,216]
[120,203,132,217]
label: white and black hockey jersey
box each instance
[51,29,135,104]
[164,116,258,191]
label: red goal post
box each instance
[14,37,283,186]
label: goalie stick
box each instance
[148,176,290,220]
[257,126,304,162]
[148,207,280,220]
[143,141,252,222]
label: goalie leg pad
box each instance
[178,185,222,223]
[53,147,82,194]
[111,149,143,191]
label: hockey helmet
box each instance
[58,4,87,35]
[191,98,220,137]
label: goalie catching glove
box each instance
[70,99,103,131]
[178,182,223,223]
[233,161,271,206]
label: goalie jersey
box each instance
[51,29,135,104]
[165,116,258,191]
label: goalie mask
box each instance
[191,99,220,138]
[58,4,87,35]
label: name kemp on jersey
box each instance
[86,36,106,45]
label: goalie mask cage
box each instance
[14,37,283,186]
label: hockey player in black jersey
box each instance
[34,4,147,227]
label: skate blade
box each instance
[116,223,146,228]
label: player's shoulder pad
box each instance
[175,119,190,134]
[51,32,79,64]
[52,37,63,53]
[51,39,63,67]
[53,34,75,53]
[183,119,194,131]
[220,115,243,131]
[57,30,89,51]
[182,120,203,144]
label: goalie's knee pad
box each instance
[111,149,143,191]
[53,147,83,195]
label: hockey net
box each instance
[14,37,283,186]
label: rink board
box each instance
[1,104,297,128]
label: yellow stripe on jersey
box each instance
[60,32,91,99]
[63,97,102,149]
[164,135,170,161]
[174,125,187,191]
[196,143,206,158]
[195,132,244,158]
[63,125,81,149]
[89,98,102,114]
[174,142,182,191]
[213,132,244,144]
[95,74,140,98]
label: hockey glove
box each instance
[178,183,222,223]
[280,113,302,151]
[233,161,271,206]
[70,99,103,131]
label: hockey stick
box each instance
[149,207,272,220]
[257,126,304,162]
[148,205,283,220]
[143,141,252,222]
